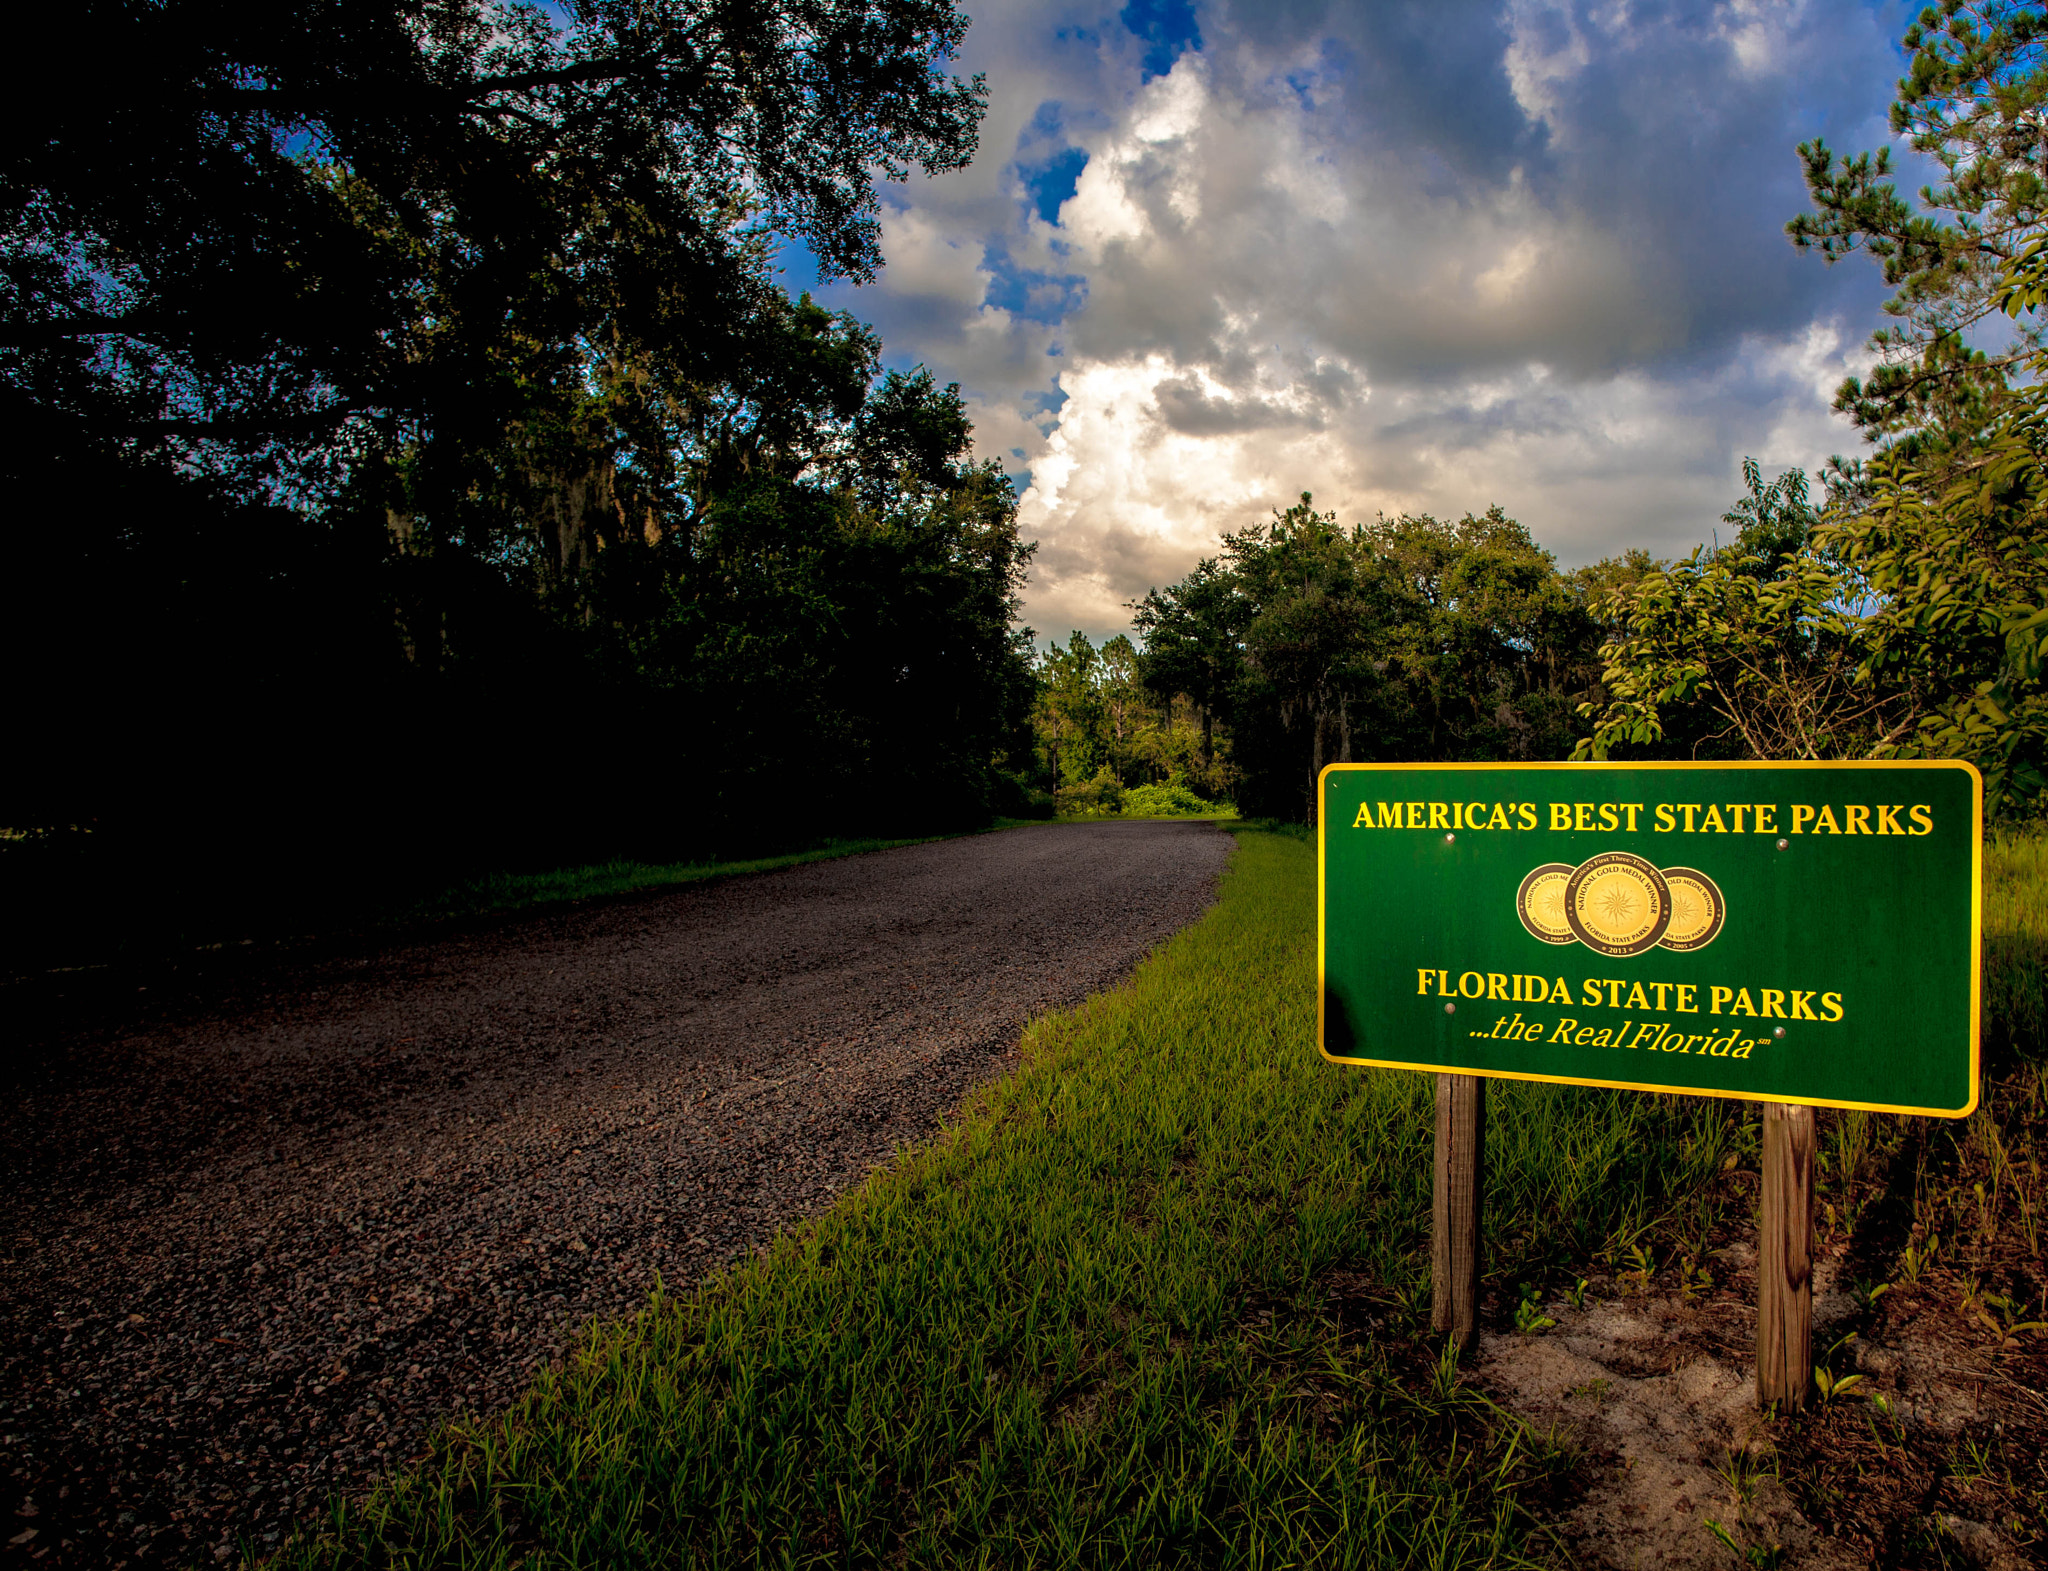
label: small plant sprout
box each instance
[1430,1336,1463,1404]
[1973,1290,2048,1350]
[1704,1516,1787,1569]
[1813,1365,1865,1403]
[1566,1277,1590,1310]
[1711,1443,1777,1509]
[1864,1392,1907,1453]
[1850,1277,1892,1312]
[1513,1287,1555,1335]
[1680,1256,1714,1300]
[1950,1434,1997,1485]
[1812,1333,1865,1403]
[1620,1242,1656,1292]
[1900,1231,1940,1283]
[1958,1274,1987,1318]
[1387,1279,1426,1327]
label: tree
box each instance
[1365,506,1598,760]
[1578,432,2048,809]
[1097,635,1145,782]
[0,0,1027,940]
[1722,457,1822,571]
[1574,535,1913,765]
[1788,0,2048,449]
[1124,494,1610,823]
[1032,632,1106,789]
[1819,403,2048,806]
[1231,495,1391,820]
[1730,1,2048,809]
[2,0,987,480]
[1131,557,1245,776]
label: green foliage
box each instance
[1579,424,2048,807]
[1120,781,1220,817]
[1031,630,1232,802]
[1033,631,1109,787]
[1818,427,2048,805]
[1131,496,1627,822]
[1592,12,2048,802]
[1787,0,2048,445]
[1573,526,1906,765]
[1985,824,2048,1058]
[1053,766,1125,818]
[1722,457,1822,571]
[3,0,987,473]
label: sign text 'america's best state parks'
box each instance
[1316,761,1982,1117]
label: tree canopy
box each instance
[1575,2,2048,812]
[1788,0,2048,450]
[1,0,1028,960]
[4,0,983,473]
[1122,499,1626,823]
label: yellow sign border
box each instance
[1315,759,1983,1119]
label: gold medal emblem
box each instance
[1515,862,1577,945]
[1657,867,1726,952]
[1563,852,1672,958]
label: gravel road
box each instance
[0,820,1232,1568]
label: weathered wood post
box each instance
[1757,1101,1815,1409]
[1432,1072,1485,1353]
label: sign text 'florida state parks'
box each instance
[1317,761,1982,1117]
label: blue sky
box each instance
[789,0,1914,642]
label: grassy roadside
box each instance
[274,826,1755,1570]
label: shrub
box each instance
[1122,781,1219,817]
[1054,769,1125,817]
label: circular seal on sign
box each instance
[1515,862,1578,945]
[1564,852,1672,958]
[1658,867,1726,952]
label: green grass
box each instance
[1983,823,2048,1061]
[276,827,1756,1570]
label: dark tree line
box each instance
[2,0,1033,956]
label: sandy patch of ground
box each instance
[1480,1242,2038,1569]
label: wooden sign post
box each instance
[1431,1073,1485,1351]
[1317,761,1981,1395]
[1758,1101,1816,1408]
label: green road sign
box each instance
[1318,761,1982,1117]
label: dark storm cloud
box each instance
[1212,0,1545,184]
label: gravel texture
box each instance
[0,820,1232,1568]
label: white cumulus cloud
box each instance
[812,0,1908,640]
